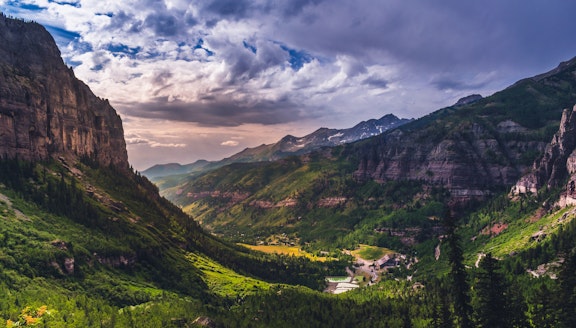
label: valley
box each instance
[2,12,576,328]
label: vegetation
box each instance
[238,244,332,262]
[352,245,392,261]
[5,49,576,327]
[3,152,576,327]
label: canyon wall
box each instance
[0,15,128,169]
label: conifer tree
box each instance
[473,253,508,328]
[558,250,576,327]
[529,282,558,328]
[444,211,472,328]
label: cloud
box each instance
[6,0,576,169]
[430,71,499,91]
[118,94,316,127]
[149,141,186,148]
[221,140,239,146]
[143,12,180,37]
[203,0,253,19]
[125,134,186,148]
[431,77,487,92]
[363,75,389,89]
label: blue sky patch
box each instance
[91,64,104,71]
[6,1,46,12]
[96,12,114,18]
[194,38,214,56]
[45,24,81,46]
[1,1,47,16]
[48,0,80,8]
[65,59,82,67]
[107,43,142,59]
[279,44,313,71]
[243,40,257,54]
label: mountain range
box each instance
[159,55,576,245]
[142,114,411,179]
[2,14,576,327]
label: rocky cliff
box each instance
[0,15,128,169]
[351,114,546,202]
[512,105,576,206]
[350,56,576,202]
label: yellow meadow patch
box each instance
[239,244,331,262]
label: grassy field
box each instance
[469,206,576,259]
[187,252,271,297]
[351,245,394,261]
[239,244,331,262]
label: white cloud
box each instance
[221,140,239,147]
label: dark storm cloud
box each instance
[277,0,576,78]
[363,75,389,89]
[218,40,289,83]
[143,13,180,37]
[204,0,253,19]
[431,77,488,92]
[277,0,325,18]
[107,10,141,32]
[120,95,316,127]
[199,0,326,23]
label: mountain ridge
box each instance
[143,113,411,179]
[161,51,576,248]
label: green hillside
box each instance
[163,57,576,254]
[0,158,348,326]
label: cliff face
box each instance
[0,15,128,169]
[349,56,576,202]
[512,106,576,205]
[351,117,546,202]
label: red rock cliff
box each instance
[0,15,128,169]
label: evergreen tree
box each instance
[529,281,558,328]
[431,286,454,328]
[473,253,508,328]
[506,279,529,328]
[558,250,576,328]
[444,211,472,328]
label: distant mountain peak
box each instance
[143,114,411,179]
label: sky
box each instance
[3,1,576,170]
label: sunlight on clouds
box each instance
[148,141,186,148]
[221,140,239,147]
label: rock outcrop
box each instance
[352,119,544,202]
[512,105,576,205]
[0,15,128,169]
[454,94,483,107]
